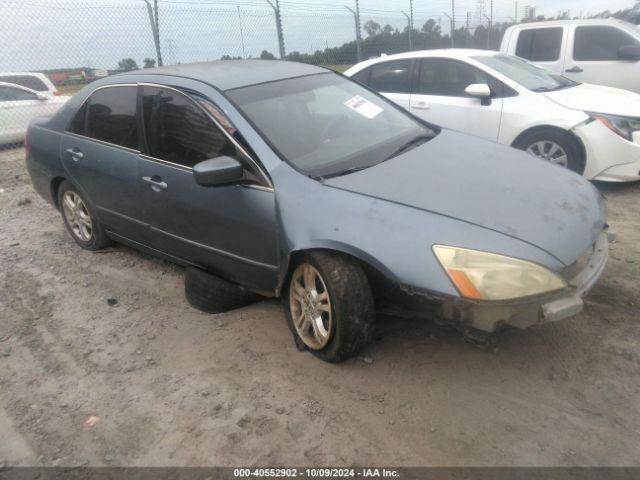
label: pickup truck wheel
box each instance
[514,129,585,175]
[58,181,112,250]
[184,266,261,314]
[285,252,375,363]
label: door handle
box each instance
[142,176,168,191]
[565,66,584,73]
[65,148,84,160]
[412,102,431,110]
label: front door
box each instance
[410,58,503,142]
[60,84,146,238]
[564,24,640,93]
[137,85,279,293]
[366,58,413,110]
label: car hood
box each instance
[324,130,606,266]
[543,83,640,117]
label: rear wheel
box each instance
[58,181,111,250]
[514,129,585,175]
[284,251,375,363]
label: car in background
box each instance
[500,19,640,93]
[345,49,640,182]
[25,61,609,362]
[0,72,62,97]
[0,82,70,145]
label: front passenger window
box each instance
[417,59,487,97]
[141,86,234,168]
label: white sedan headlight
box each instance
[589,112,640,142]
[433,245,567,301]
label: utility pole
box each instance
[489,0,493,48]
[466,11,471,47]
[267,0,285,59]
[483,14,491,49]
[345,0,362,62]
[515,1,518,22]
[451,0,456,48]
[401,10,413,50]
[443,11,454,48]
[237,6,246,59]
[143,0,163,66]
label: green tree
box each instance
[143,57,156,68]
[117,58,138,71]
[260,50,276,60]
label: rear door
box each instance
[565,24,640,92]
[512,26,567,75]
[357,59,413,110]
[137,85,279,293]
[409,58,503,141]
[60,84,146,238]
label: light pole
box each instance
[345,0,362,62]
[143,0,163,66]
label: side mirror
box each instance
[36,92,49,101]
[618,45,640,61]
[465,83,492,106]
[193,156,244,187]
[465,83,492,98]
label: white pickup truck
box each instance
[500,19,640,93]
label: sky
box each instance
[1,0,637,71]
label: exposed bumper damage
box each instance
[391,231,610,333]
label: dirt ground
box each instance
[1,145,639,467]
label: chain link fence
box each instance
[2,0,639,151]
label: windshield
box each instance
[226,73,436,178]
[472,54,579,92]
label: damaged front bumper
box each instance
[438,230,611,332]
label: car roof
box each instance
[509,18,632,28]
[347,49,500,71]
[117,60,329,91]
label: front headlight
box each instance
[589,112,640,141]
[433,245,567,301]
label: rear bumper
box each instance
[439,231,610,332]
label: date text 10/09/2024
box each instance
[233,468,400,478]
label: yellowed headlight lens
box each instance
[433,245,567,301]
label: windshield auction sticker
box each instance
[344,95,383,119]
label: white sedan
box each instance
[0,82,69,146]
[345,49,640,182]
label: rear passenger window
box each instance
[574,26,640,61]
[0,85,38,101]
[368,60,411,94]
[351,68,371,86]
[516,27,563,62]
[141,86,234,168]
[0,75,48,92]
[85,86,138,149]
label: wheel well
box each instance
[50,176,66,209]
[511,125,586,162]
[281,248,393,298]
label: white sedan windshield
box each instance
[473,54,579,92]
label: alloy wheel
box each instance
[62,190,93,242]
[289,263,333,350]
[526,140,569,167]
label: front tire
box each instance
[284,251,375,363]
[58,181,112,250]
[514,129,585,175]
